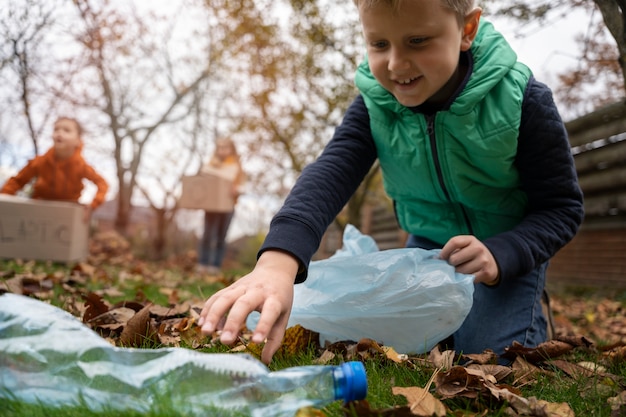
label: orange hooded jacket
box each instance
[0,145,108,209]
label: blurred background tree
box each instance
[0,0,622,259]
[481,0,625,115]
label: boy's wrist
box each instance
[256,250,300,280]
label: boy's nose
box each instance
[387,49,410,72]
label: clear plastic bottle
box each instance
[0,293,367,417]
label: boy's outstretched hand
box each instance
[439,235,500,285]
[198,250,298,364]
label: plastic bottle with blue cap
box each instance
[0,293,367,417]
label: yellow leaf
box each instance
[382,346,408,363]
[295,406,327,417]
[281,325,320,355]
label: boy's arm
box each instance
[483,78,584,282]
[83,164,109,209]
[259,95,378,282]
[0,159,38,195]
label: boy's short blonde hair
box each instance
[353,0,475,21]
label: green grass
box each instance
[1,259,624,417]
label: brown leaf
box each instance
[82,292,110,323]
[72,262,96,277]
[527,397,575,417]
[1,277,22,295]
[484,383,526,404]
[149,302,190,318]
[435,366,486,399]
[555,335,594,349]
[604,345,626,362]
[313,349,337,365]
[357,338,385,354]
[503,340,575,364]
[460,349,498,365]
[393,386,446,417]
[495,387,574,416]
[88,306,135,329]
[511,356,551,387]
[21,276,54,297]
[119,303,158,347]
[112,300,145,312]
[429,345,455,370]
[608,390,626,416]
[466,364,513,383]
[342,400,414,417]
[548,359,599,379]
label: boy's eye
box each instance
[369,40,388,49]
[409,37,427,45]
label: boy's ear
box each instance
[460,8,482,51]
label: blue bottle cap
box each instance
[337,361,368,402]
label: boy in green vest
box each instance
[199,0,584,364]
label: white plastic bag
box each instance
[248,225,475,354]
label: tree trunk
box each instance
[152,208,167,261]
[594,0,626,88]
[114,183,131,235]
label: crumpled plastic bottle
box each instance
[0,293,367,417]
[248,224,475,354]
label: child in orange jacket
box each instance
[1,117,109,217]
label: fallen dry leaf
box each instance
[393,386,446,417]
[88,306,135,329]
[460,349,498,365]
[466,364,513,383]
[429,345,455,370]
[280,325,320,356]
[149,302,190,318]
[342,400,414,417]
[511,357,552,387]
[524,397,576,417]
[503,340,575,364]
[435,366,487,399]
[82,292,111,323]
[295,406,328,416]
[383,346,409,363]
[608,390,626,416]
[313,349,337,365]
[119,303,158,347]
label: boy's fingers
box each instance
[217,296,262,343]
[200,287,246,333]
[260,310,290,364]
[249,298,283,344]
[261,326,286,365]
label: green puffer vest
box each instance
[355,21,532,244]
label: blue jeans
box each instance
[406,234,548,358]
[198,211,234,268]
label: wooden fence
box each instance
[317,100,626,288]
[548,101,626,288]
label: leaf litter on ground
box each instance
[1,233,625,416]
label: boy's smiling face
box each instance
[359,0,480,107]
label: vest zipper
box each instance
[426,115,451,201]
[426,114,474,235]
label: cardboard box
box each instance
[0,195,88,262]
[179,174,234,212]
